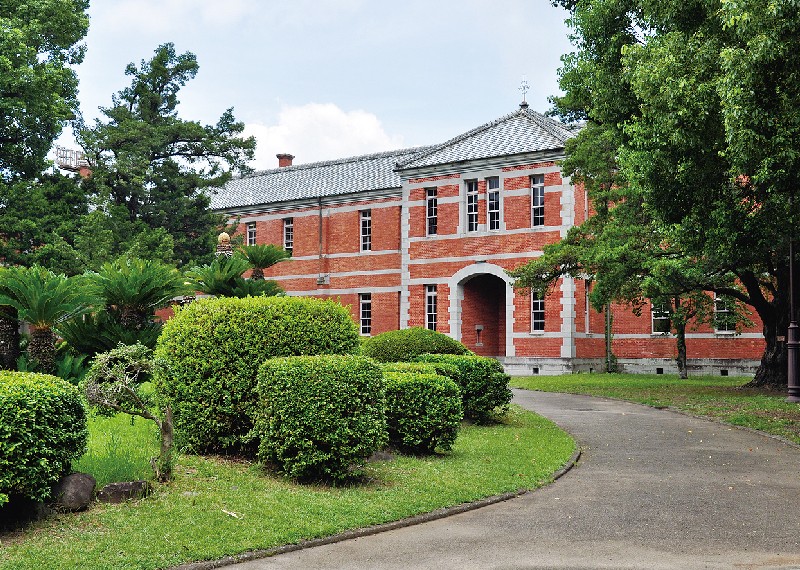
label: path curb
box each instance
[170,447,582,570]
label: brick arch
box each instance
[448,263,515,358]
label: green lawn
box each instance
[0,405,575,570]
[511,373,800,444]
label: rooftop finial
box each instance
[519,75,530,109]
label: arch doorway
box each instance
[449,264,515,359]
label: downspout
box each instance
[317,196,324,285]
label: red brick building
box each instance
[212,106,764,376]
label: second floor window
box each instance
[425,285,438,331]
[283,217,293,256]
[466,180,479,232]
[487,177,500,231]
[360,209,372,251]
[246,222,257,246]
[531,174,545,227]
[426,187,438,235]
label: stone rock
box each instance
[51,472,96,512]
[96,480,151,504]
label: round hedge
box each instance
[0,372,88,507]
[361,327,470,363]
[415,354,512,423]
[254,355,387,481]
[154,296,360,454]
[383,371,462,454]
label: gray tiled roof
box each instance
[210,147,429,210]
[395,107,574,170]
[211,107,575,211]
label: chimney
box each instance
[276,153,295,168]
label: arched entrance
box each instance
[449,264,515,359]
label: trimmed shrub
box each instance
[381,360,460,380]
[254,355,387,481]
[361,327,470,363]
[154,296,360,454]
[0,372,88,507]
[383,371,462,454]
[415,354,512,423]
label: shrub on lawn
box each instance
[254,355,387,481]
[154,296,360,454]
[0,372,87,507]
[381,360,460,379]
[362,327,470,363]
[415,354,512,423]
[383,371,462,454]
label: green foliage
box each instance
[0,371,88,507]
[238,244,290,280]
[0,1,89,180]
[186,255,282,298]
[253,355,387,481]
[59,312,163,357]
[361,327,470,363]
[77,43,256,268]
[382,371,462,454]
[154,296,361,454]
[415,354,512,423]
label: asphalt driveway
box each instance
[215,389,800,570]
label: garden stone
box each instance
[97,480,151,504]
[51,472,95,512]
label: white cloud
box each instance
[97,0,254,34]
[243,103,405,169]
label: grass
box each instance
[0,405,575,570]
[511,373,800,444]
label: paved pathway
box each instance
[230,390,800,569]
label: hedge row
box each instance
[0,372,87,507]
[154,296,361,453]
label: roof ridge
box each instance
[395,107,573,169]
[236,145,433,181]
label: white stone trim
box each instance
[285,286,402,297]
[560,277,577,358]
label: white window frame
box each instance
[246,222,257,246]
[531,174,545,227]
[425,285,438,331]
[487,176,501,231]
[283,217,293,256]
[426,187,438,236]
[714,294,736,334]
[360,209,372,251]
[466,180,479,232]
[651,302,672,335]
[359,293,372,335]
[531,292,545,332]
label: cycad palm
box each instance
[185,255,251,297]
[0,266,99,372]
[91,257,188,329]
[238,244,290,280]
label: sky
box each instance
[60,0,574,170]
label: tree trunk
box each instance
[748,313,788,390]
[250,267,264,280]
[0,307,19,370]
[675,320,688,379]
[151,406,174,482]
[28,327,56,373]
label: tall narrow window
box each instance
[487,177,500,231]
[359,293,372,335]
[466,180,479,232]
[425,285,438,331]
[360,209,372,251]
[246,222,257,246]
[531,174,545,227]
[532,292,545,332]
[283,217,293,256]
[714,294,735,333]
[426,187,438,235]
[652,302,671,334]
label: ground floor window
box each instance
[532,292,545,332]
[651,302,671,334]
[425,285,437,331]
[359,293,372,335]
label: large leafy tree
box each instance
[513,0,800,388]
[0,0,89,180]
[77,43,256,267]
